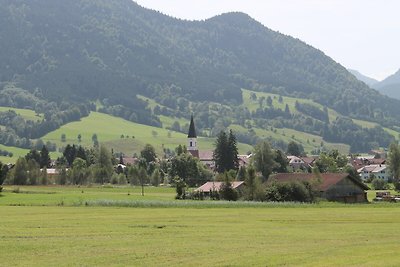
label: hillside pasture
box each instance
[41,112,252,156]
[230,124,350,154]
[0,106,43,121]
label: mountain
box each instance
[348,69,378,87]
[373,69,400,100]
[0,0,399,153]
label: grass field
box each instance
[1,186,400,266]
[41,112,252,156]
[0,106,43,121]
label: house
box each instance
[369,150,387,159]
[301,156,317,167]
[196,181,245,195]
[121,157,139,166]
[287,156,310,171]
[270,173,369,203]
[351,156,386,170]
[238,154,252,167]
[357,164,390,181]
[198,151,215,169]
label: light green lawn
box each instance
[242,88,322,113]
[230,124,350,154]
[0,106,43,121]
[1,186,400,266]
[0,144,30,164]
[41,112,252,156]
[159,115,188,129]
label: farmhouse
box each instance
[196,181,245,195]
[270,173,369,203]
[287,155,310,171]
[357,164,390,181]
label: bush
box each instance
[220,182,239,201]
[394,181,400,192]
[371,178,388,190]
[111,173,119,185]
[118,173,127,185]
[265,180,316,203]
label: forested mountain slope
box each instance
[0,0,399,153]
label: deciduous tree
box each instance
[252,141,277,181]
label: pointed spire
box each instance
[188,115,197,138]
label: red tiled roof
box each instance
[188,150,199,158]
[270,173,369,191]
[196,181,245,192]
[301,157,317,165]
[122,157,138,165]
[198,150,214,160]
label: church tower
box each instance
[187,115,199,158]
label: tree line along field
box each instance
[1,186,400,266]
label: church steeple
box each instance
[187,115,199,157]
[188,115,197,138]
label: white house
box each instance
[357,164,391,181]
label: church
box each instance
[186,116,250,169]
[186,115,215,169]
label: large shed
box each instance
[270,173,369,203]
[196,181,245,195]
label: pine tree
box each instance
[213,130,239,173]
[228,130,239,171]
[213,131,229,173]
[40,145,50,168]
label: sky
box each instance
[135,0,400,81]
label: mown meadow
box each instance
[1,186,400,266]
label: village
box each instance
[2,116,398,204]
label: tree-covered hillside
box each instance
[0,0,399,152]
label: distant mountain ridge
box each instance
[373,69,400,100]
[348,69,378,87]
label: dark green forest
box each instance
[0,0,399,152]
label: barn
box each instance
[270,173,369,203]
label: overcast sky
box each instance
[135,0,400,81]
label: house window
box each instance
[190,141,193,147]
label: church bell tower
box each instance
[187,115,199,158]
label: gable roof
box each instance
[196,181,245,192]
[270,173,369,191]
[301,157,317,165]
[198,150,213,160]
[357,164,387,173]
[187,115,197,138]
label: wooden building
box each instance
[270,173,369,203]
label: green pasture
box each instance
[1,186,400,266]
[242,89,400,141]
[230,124,350,154]
[0,144,30,164]
[41,112,252,156]
[0,186,175,206]
[0,106,43,121]
[242,88,341,122]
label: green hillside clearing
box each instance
[41,112,252,156]
[0,106,43,121]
